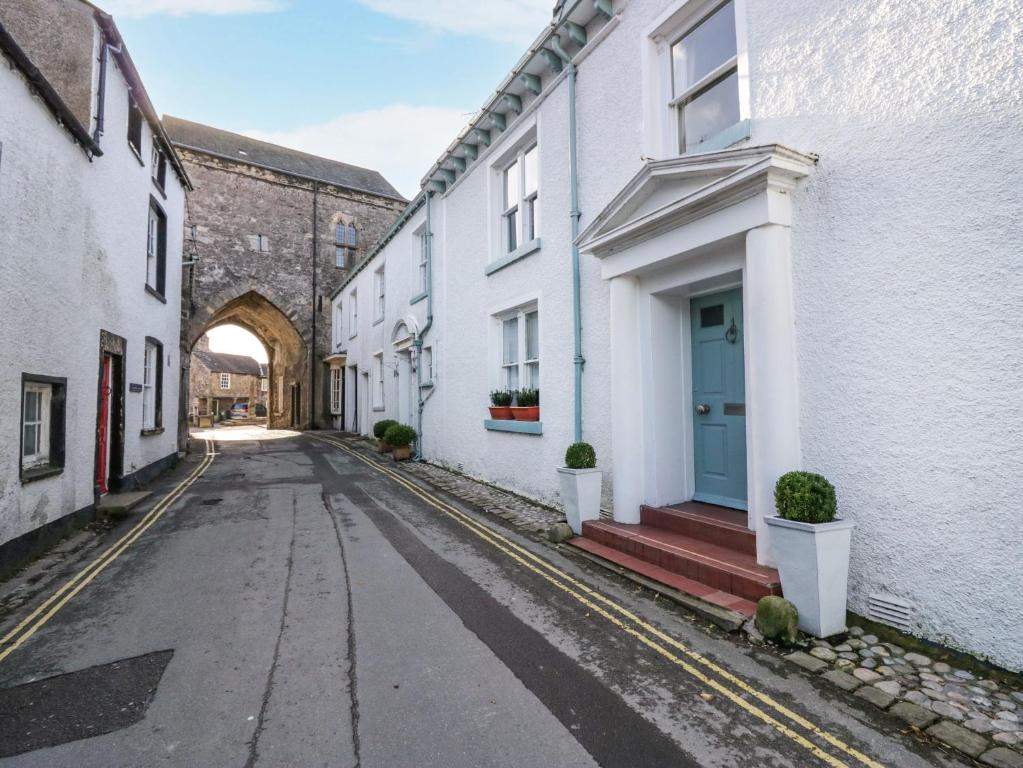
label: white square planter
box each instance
[557,467,602,535]
[764,516,855,638]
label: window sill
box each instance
[420,380,434,389]
[145,284,167,303]
[373,317,384,326]
[684,119,751,156]
[485,238,542,276]
[371,406,385,412]
[349,333,358,340]
[484,419,543,435]
[410,291,428,305]
[128,143,145,166]
[20,465,64,484]
[140,427,165,437]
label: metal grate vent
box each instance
[867,592,913,632]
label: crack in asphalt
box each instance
[244,491,298,768]
[323,491,362,768]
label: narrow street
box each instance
[0,431,965,767]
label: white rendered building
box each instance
[332,0,1020,670]
[0,2,190,567]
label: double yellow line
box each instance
[0,439,216,666]
[312,434,884,768]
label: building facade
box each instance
[163,117,406,437]
[0,1,189,566]
[189,336,267,418]
[331,0,1022,670]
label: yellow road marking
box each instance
[312,434,884,768]
[0,440,217,665]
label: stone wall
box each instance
[177,148,405,431]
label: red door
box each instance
[97,355,112,494]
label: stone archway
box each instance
[183,289,308,436]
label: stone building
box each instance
[162,116,405,437]
[0,1,188,567]
[188,335,267,419]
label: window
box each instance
[261,377,269,392]
[349,289,358,337]
[372,353,384,409]
[501,144,539,253]
[333,303,344,350]
[20,375,66,479]
[220,372,231,389]
[276,376,284,413]
[127,99,143,156]
[251,234,270,253]
[418,231,429,293]
[670,0,739,153]
[374,267,385,321]
[146,199,167,296]
[499,306,540,391]
[142,339,163,432]
[422,346,434,383]
[151,144,167,189]
[330,368,343,415]
[336,221,358,268]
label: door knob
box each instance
[695,404,710,415]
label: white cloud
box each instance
[355,0,553,45]
[207,325,269,363]
[100,0,287,18]
[245,105,474,199]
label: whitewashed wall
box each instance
[0,34,185,547]
[332,0,1021,669]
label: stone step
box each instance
[640,502,756,557]
[580,519,781,603]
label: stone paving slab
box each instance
[981,747,1023,768]
[890,701,940,729]
[927,720,991,758]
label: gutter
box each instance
[413,191,435,460]
[0,21,102,158]
[550,34,585,443]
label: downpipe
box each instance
[414,191,434,460]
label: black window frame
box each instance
[127,99,143,158]
[151,143,167,192]
[19,373,67,483]
[146,196,167,299]
[141,337,164,434]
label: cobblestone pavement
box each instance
[787,627,1023,766]
[342,435,565,534]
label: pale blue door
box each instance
[690,288,747,510]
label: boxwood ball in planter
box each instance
[765,471,854,638]
[373,419,399,451]
[383,423,417,461]
[558,442,601,534]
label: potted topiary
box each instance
[489,390,513,420]
[510,388,540,421]
[764,471,855,638]
[373,419,398,451]
[557,442,601,535]
[383,423,417,461]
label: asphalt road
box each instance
[0,429,968,767]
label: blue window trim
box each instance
[685,119,751,155]
[484,419,543,435]
[485,238,542,277]
[410,290,428,306]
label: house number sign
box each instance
[129,383,143,393]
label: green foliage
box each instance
[373,419,398,440]
[383,423,417,448]
[490,390,513,407]
[564,442,596,469]
[774,471,837,523]
[515,388,539,407]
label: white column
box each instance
[610,275,644,523]
[744,224,801,565]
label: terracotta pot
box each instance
[489,406,513,420]
[510,406,540,422]
[377,440,392,453]
[392,445,412,461]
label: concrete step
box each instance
[581,519,781,603]
[97,491,151,520]
[640,503,756,557]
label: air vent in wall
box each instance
[868,592,913,632]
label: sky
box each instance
[108,0,555,198]
[207,326,269,363]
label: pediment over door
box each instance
[577,144,817,260]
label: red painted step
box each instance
[641,503,756,557]
[569,536,758,617]
[580,519,781,603]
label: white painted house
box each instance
[332,0,1020,670]
[0,1,189,568]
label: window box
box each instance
[509,405,540,422]
[484,419,542,435]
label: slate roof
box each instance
[163,115,404,201]
[193,350,264,377]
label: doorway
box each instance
[95,332,125,496]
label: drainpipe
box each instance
[92,38,121,144]
[413,191,434,460]
[310,180,319,429]
[550,34,584,443]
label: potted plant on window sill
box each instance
[383,423,417,461]
[488,390,513,420]
[373,419,398,452]
[764,471,855,638]
[557,442,601,535]
[510,388,540,421]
